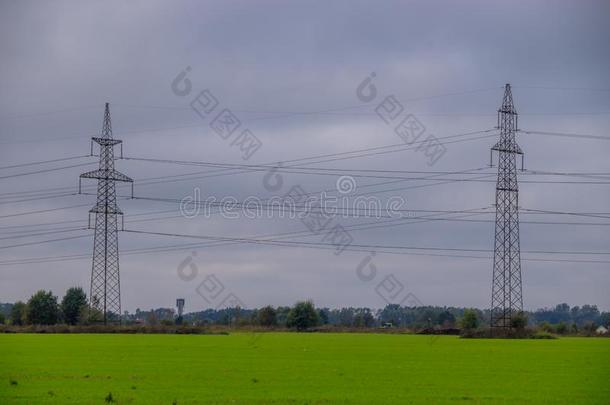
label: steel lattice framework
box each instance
[490,84,524,329]
[80,103,132,324]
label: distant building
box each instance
[596,325,608,335]
[176,299,185,317]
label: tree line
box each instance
[1,289,608,333]
[1,288,88,326]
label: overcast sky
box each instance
[1,0,609,313]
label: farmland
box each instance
[1,333,608,404]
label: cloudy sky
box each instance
[1,0,609,313]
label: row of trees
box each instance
[1,294,608,330]
[180,302,481,330]
[177,303,608,329]
[4,288,87,326]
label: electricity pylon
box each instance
[490,84,524,330]
[80,103,132,324]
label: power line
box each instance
[0,192,79,206]
[0,232,89,250]
[123,228,610,256]
[0,162,96,180]
[0,202,94,220]
[117,158,610,184]
[0,130,494,200]
[0,226,89,240]
[3,207,609,266]
[522,130,610,141]
[521,208,610,220]
[0,105,99,121]
[0,155,91,170]
[513,85,610,92]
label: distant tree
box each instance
[554,303,571,322]
[26,290,59,325]
[555,321,568,335]
[275,306,291,326]
[582,320,597,333]
[378,304,403,327]
[10,301,27,325]
[79,305,103,324]
[555,303,570,313]
[287,301,320,331]
[438,310,456,327]
[539,321,554,333]
[248,309,258,325]
[231,306,242,326]
[61,287,87,325]
[146,310,159,326]
[600,312,610,327]
[257,306,277,327]
[570,305,600,326]
[353,308,375,327]
[510,312,528,330]
[460,309,479,330]
[318,308,329,325]
[570,305,580,321]
[0,312,5,325]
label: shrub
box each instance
[257,306,277,327]
[555,322,568,335]
[539,321,554,333]
[61,287,88,325]
[459,309,479,330]
[287,301,319,331]
[10,302,26,325]
[26,291,59,325]
[510,312,528,330]
[531,331,557,339]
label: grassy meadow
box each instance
[1,333,608,404]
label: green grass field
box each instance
[1,333,608,404]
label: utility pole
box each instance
[80,103,132,324]
[490,84,524,331]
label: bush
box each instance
[61,287,88,325]
[459,309,479,330]
[510,312,528,330]
[78,305,103,325]
[555,322,568,335]
[11,301,26,325]
[287,301,319,331]
[257,306,277,327]
[26,291,59,325]
[531,331,557,339]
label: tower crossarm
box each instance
[92,137,122,146]
[80,169,133,183]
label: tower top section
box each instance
[499,83,517,116]
[102,102,113,139]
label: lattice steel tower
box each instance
[80,103,132,324]
[490,84,524,329]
